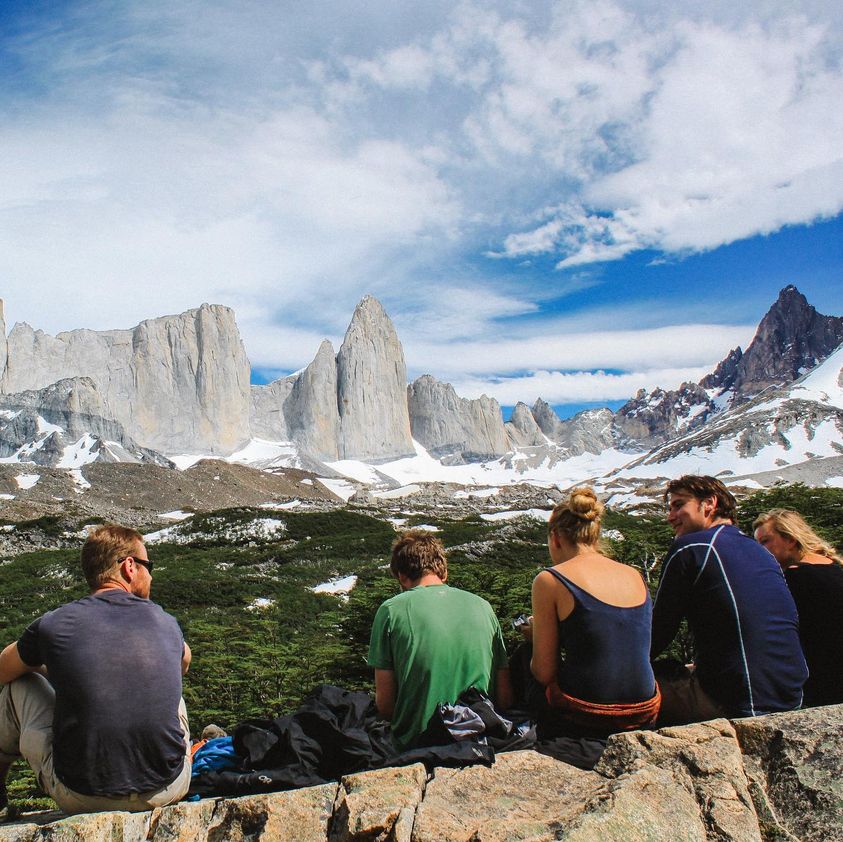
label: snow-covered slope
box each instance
[607,345,843,483]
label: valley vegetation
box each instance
[1,483,841,807]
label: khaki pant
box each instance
[0,673,191,814]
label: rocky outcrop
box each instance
[724,285,843,400]
[557,407,618,456]
[0,378,172,467]
[700,346,743,392]
[532,398,566,440]
[0,300,7,386]
[0,304,251,456]
[614,382,715,449]
[250,341,343,461]
[408,375,509,462]
[734,705,843,840]
[506,402,616,457]
[249,377,295,442]
[336,297,414,462]
[286,340,342,462]
[505,401,546,447]
[5,705,842,841]
[611,286,843,451]
[252,298,416,463]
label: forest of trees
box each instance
[1,482,840,807]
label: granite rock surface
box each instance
[3,705,841,842]
[0,304,251,456]
[408,375,510,462]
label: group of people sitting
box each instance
[0,473,839,817]
[369,474,841,748]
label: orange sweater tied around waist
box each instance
[545,682,661,732]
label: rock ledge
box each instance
[2,705,841,841]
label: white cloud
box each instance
[451,366,714,405]
[0,0,839,390]
[403,323,755,379]
[484,12,843,264]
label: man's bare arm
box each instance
[181,642,192,675]
[495,667,513,711]
[374,669,397,720]
[0,642,40,685]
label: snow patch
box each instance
[453,487,500,499]
[311,575,358,598]
[260,500,302,510]
[246,597,276,612]
[481,508,550,522]
[15,474,40,490]
[374,484,421,499]
[68,469,91,492]
[144,525,181,543]
[317,478,358,501]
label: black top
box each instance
[785,563,843,707]
[546,568,656,704]
[17,590,186,795]
[652,524,807,716]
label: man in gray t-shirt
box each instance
[0,525,192,815]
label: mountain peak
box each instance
[729,285,843,398]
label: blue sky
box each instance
[1,0,841,417]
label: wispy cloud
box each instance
[450,366,714,406]
[403,322,754,377]
[0,0,839,405]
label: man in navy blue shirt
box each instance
[651,475,807,725]
[0,525,191,817]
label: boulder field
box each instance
[1,705,840,841]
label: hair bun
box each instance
[568,487,603,521]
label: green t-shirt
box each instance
[367,584,508,748]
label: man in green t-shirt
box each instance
[367,531,511,748]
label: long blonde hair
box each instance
[549,486,604,547]
[753,509,842,565]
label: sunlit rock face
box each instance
[0,300,7,386]
[250,298,413,463]
[0,304,251,455]
[408,374,510,462]
[4,705,842,841]
[506,401,546,448]
[285,339,342,462]
[336,296,414,462]
[0,377,172,467]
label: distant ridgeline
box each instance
[0,286,841,481]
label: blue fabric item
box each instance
[652,524,808,717]
[191,737,239,777]
[544,568,656,704]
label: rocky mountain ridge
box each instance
[0,286,840,494]
[0,303,251,456]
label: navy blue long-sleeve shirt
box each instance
[651,523,807,717]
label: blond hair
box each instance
[548,486,604,546]
[81,524,145,589]
[753,509,842,565]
